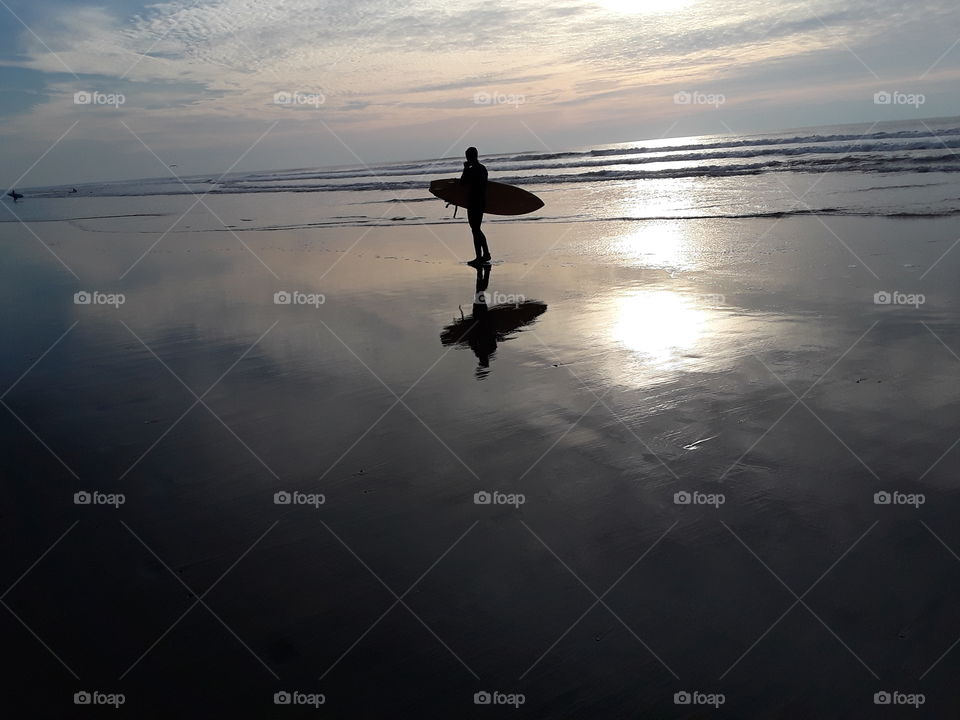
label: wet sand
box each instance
[3,200,960,717]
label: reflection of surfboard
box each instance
[429,178,544,216]
[440,301,547,345]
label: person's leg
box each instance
[470,207,490,259]
[468,207,485,259]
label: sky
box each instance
[1,0,959,187]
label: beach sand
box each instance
[2,200,960,717]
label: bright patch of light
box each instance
[613,222,692,270]
[612,290,706,364]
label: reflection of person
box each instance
[439,265,547,379]
[459,147,490,264]
[467,263,496,374]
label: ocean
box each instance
[12,116,960,228]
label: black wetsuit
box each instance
[460,161,489,259]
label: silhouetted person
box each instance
[7,189,23,203]
[460,146,490,263]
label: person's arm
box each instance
[460,162,471,184]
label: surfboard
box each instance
[429,178,544,216]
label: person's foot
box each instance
[466,257,484,266]
[481,253,492,262]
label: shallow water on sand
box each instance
[3,199,960,717]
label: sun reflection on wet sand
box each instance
[612,288,708,366]
[611,222,695,269]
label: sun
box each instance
[596,0,694,14]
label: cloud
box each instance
[0,0,958,185]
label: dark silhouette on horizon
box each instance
[459,146,490,263]
[440,264,547,379]
[7,189,23,202]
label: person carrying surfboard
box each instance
[460,147,491,263]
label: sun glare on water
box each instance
[597,0,694,14]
